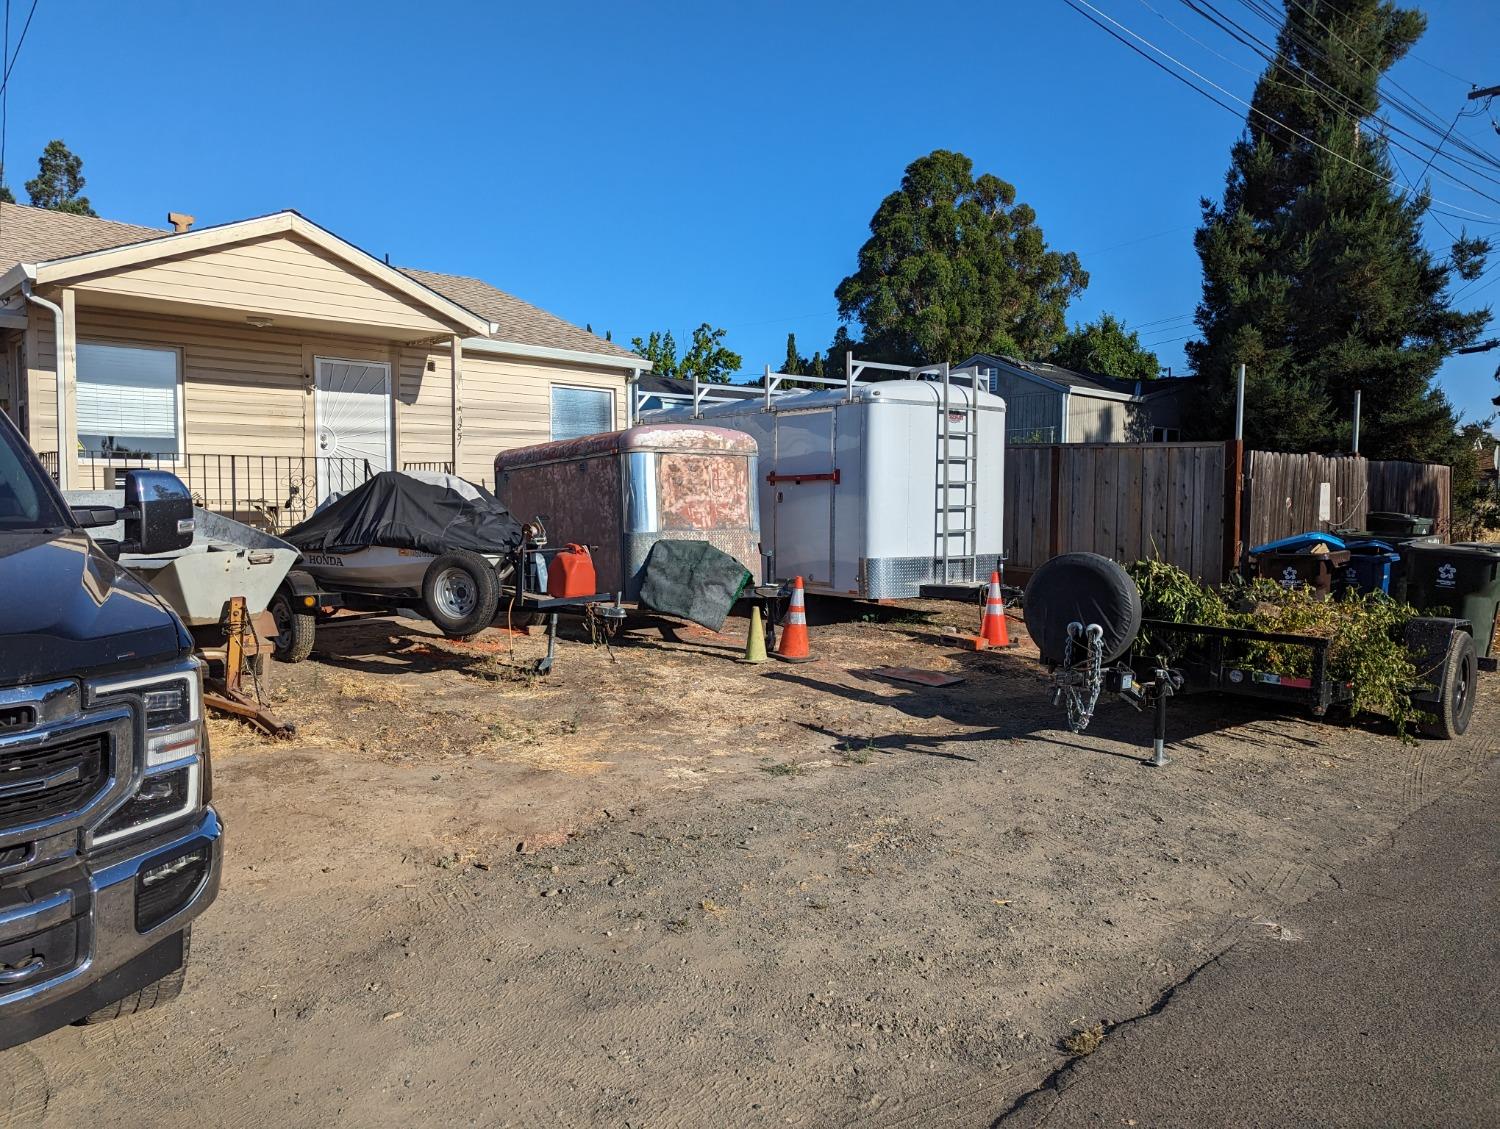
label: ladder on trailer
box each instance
[933,362,981,585]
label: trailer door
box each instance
[771,410,835,588]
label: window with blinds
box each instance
[549,385,613,441]
[76,343,181,458]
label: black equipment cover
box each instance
[284,472,524,557]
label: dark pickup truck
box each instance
[0,410,222,1048]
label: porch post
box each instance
[450,335,463,477]
[59,288,77,490]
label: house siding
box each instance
[426,351,627,486]
[69,234,462,337]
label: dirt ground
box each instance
[3,600,1496,1128]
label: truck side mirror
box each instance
[121,469,194,554]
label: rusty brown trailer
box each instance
[493,424,761,602]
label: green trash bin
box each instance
[1366,512,1436,537]
[1405,542,1500,659]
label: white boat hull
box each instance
[297,546,503,593]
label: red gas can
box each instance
[547,544,597,598]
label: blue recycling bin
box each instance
[1340,540,1401,596]
[1343,532,1440,602]
[1249,531,1347,556]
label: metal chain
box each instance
[1056,623,1105,732]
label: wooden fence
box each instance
[1004,442,1451,584]
[1007,442,1231,582]
[1243,450,1452,547]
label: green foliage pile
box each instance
[1127,561,1421,730]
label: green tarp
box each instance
[638,540,752,632]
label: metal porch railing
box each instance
[44,452,375,532]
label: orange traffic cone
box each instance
[980,571,1013,648]
[775,577,815,663]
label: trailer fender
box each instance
[1404,616,1472,706]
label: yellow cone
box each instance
[740,605,768,664]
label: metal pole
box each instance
[1351,388,1361,455]
[764,363,772,411]
[1233,363,1246,441]
[845,350,854,400]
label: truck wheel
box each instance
[423,551,500,639]
[269,590,316,663]
[77,929,191,1025]
[1419,630,1476,739]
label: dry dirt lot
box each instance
[3,601,1495,1128]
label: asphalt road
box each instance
[1000,755,1500,1129]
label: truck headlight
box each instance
[89,663,206,846]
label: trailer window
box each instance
[550,386,613,441]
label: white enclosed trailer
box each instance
[643,358,1006,600]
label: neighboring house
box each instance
[632,374,764,414]
[962,353,1197,444]
[0,202,644,522]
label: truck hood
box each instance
[0,531,188,684]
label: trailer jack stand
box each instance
[532,613,560,676]
[1147,668,1180,768]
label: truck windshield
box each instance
[0,418,68,531]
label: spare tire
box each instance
[422,550,501,638]
[1023,553,1142,665]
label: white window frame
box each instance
[549,383,617,442]
[75,339,187,468]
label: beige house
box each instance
[0,202,644,522]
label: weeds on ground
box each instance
[834,739,874,764]
[760,761,803,777]
[1061,1024,1105,1056]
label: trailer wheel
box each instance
[423,551,500,638]
[77,929,191,1025]
[1420,630,1476,739]
[269,590,316,663]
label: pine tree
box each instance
[782,332,804,376]
[1186,0,1488,461]
[25,140,96,216]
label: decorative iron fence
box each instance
[45,453,375,532]
[402,461,454,474]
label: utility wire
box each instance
[1182,0,1500,190]
[1061,0,1500,220]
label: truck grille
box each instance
[0,733,111,831]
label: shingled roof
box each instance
[0,201,165,264]
[399,267,639,361]
[0,202,640,363]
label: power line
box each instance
[1228,0,1500,178]
[1061,0,1500,220]
[0,0,37,97]
[1180,0,1500,192]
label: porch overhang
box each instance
[0,211,495,343]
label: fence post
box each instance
[1223,439,1244,581]
[1048,445,1063,558]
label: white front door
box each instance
[314,357,392,499]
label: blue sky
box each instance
[11,0,1498,427]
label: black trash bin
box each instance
[1343,531,1441,603]
[1366,512,1436,537]
[1404,542,1500,659]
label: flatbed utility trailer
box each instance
[1025,553,1480,765]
